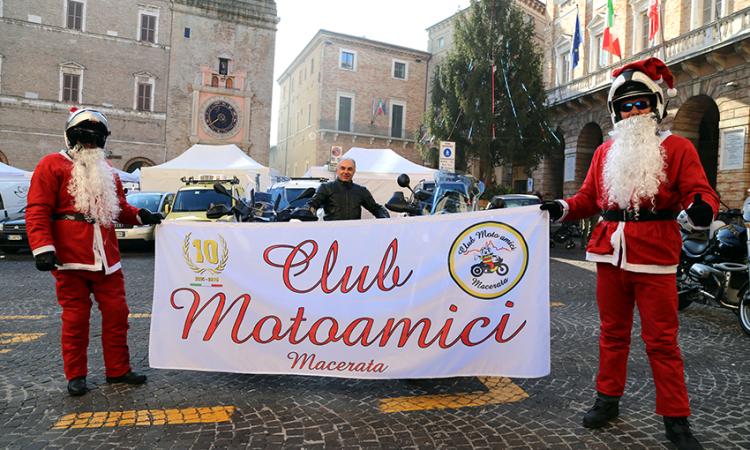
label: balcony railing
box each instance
[546,7,750,106]
[318,119,416,142]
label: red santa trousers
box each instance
[53,269,132,380]
[595,263,690,417]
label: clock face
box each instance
[204,100,239,134]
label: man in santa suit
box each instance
[541,58,715,450]
[26,108,162,396]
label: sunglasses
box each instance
[619,100,651,113]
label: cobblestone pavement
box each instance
[0,247,748,449]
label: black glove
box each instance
[138,208,162,225]
[686,193,713,227]
[540,200,564,222]
[34,251,59,271]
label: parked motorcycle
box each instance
[206,183,317,222]
[739,194,750,336]
[677,200,750,336]
[385,173,484,216]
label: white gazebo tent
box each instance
[304,147,436,207]
[305,147,437,217]
[140,144,271,193]
[0,162,32,220]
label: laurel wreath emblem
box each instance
[182,233,229,275]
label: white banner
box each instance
[149,206,550,379]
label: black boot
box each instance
[67,377,88,396]
[582,392,620,428]
[106,371,147,385]
[664,416,703,450]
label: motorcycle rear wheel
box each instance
[739,289,750,337]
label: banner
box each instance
[149,206,550,379]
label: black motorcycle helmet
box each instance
[713,224,747,261]
[65,108,111,149]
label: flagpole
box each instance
[659,0,667,60]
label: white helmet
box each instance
[64,108,110,149]
[607,57,677,124]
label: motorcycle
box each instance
[206,183,318,222]
[676,200,750,336]
[740,194,750,336]
[385,172,484,216]
[471,255,509,277]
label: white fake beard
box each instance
[67,146,120,227]
[602,114,666,211]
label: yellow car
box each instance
[164,177,247,222]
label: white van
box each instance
[0,181,29,221]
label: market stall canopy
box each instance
[304,147,436,206]
[114,168,140,183]
[140,144,271,193]
[0,161,32,180]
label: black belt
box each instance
[52,213,96,223]
[601,209,676,222]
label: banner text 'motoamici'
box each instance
[169,288,527,349]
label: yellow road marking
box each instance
[52,406,236,429]
[0,315,48,320]
[0,333,46,345]
[128,313,151,318]
[550,301,565,307]
[0,349,10,354]
[379,377,528,413]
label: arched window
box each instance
[225,77,233,89]
[211,75,219,87]
[124,157,155,173]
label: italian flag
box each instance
[603,0,622,57]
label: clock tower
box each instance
[166,0,278,166]
[190,65,251,146]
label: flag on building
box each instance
[648,0,660,41]
[570,11,582,68]
[602,0,622,58]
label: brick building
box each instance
[0,0,277,172]
[273,30,430,177]
[537,0,750,207]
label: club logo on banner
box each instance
[448,221,529,299]
[182,233,229,285]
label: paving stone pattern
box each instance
[0,248,748,449]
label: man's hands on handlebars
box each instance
[540,200,564,222]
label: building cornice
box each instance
[171,0,279,30]
[0,17,170,50]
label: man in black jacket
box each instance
[307,158,389,221]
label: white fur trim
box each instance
[31,245,56,257]
[586,221,679,274]
[667,88,677,97]
[557,200,570,223]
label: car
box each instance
[165,177,248,222]
[0,207,28,254]
[486,194,542,209]
[268,177,328,211]
[115,191,174,242]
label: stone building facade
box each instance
[0,0,277,172]
[537,0,750,208]
[273,30,430,177]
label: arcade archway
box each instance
[672,95,720,188]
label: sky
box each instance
[269,0,471,145]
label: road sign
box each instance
[439,141,455,172]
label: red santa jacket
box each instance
[26,151,142,274]
[560,132,719,274]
